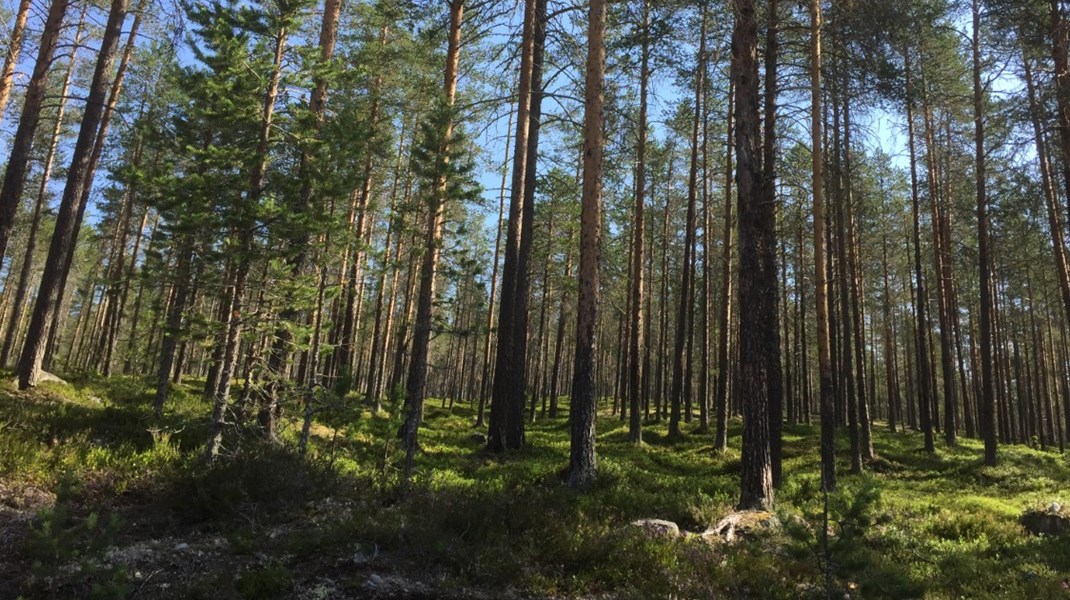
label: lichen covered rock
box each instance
[701,510,779,544]
[629,518,681,539]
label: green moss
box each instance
[3,373,1070,598]
[237,562,292,599]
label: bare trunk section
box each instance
[489,0,547,451]
[904,47,935,453]
[842,92,874,461]
[811,0,835,492]
[18,0,130,390]
[401,0,464,486]
[567,0,604,489]
[0,6,87,365]
[0,0,32,127]
[975,0,996,464]
[735,0,774,511]
[762,0,782,487]
[627,0,650,444]
[0,0,67,271]
[715,79,735,451]
[668,9,706,441]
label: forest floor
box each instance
[1,373,1069,599]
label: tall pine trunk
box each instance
[489,0,547,451]
[762,0,783,486]
[903,47,935,453]
[811,0,836,492]
[975,0,997,465]
[627,0,650,444]
[0,0,32,127]
[401,0,464,485]
[18,0,129,389]
[0,6,86,366]
[735,0,774,510]
[567,0,605,489]
[668,10,706,440]
[714,79,734,451]
[0,0,67,271]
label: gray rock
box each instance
[629,518,681,539]
[364,574,384,590]
[173,542,190,552]
[11,371,67,387]
[38,371,68,385]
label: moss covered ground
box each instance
[1,372,1068,599]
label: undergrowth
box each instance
[1,371,1069,598]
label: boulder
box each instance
[700,510,779,544]
[1021,503,1070,536]
[10,371,67,387]
[35,371,67,385]
[629,518,681,539]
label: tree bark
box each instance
[668,9,706,440]
[974,0,996,465]
[811,0,835,492]
[401,0,464,486]
[477,106,512,425]
[735,0,774,511]
[567,0,604,489]
[0,6,86,366]
[0,0,68,271]
[903,47,935,453]
[627,0,650,444]
[17,0,129,389]
[762,0,783,488]
[715,78,735,451]
[489,0,547,451]
[0,0,32,128]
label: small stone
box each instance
[363,574,384,590]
